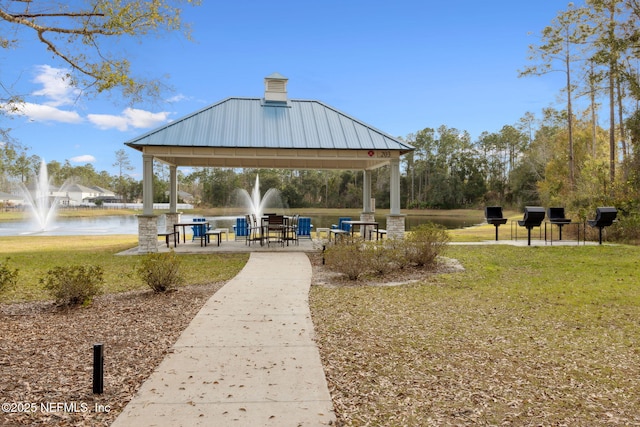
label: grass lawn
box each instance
[310,244,640,425]
[0,235,247,303]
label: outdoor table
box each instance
[343,220,379,240]
[262,215,289,246]
[173,221,210,245]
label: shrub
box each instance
[136,250,184,292]
[324,240,369,280]
[362,240,402,276]
[0,258,19,292]
[608,211,640,244]
[41,265,104,306]
[404,222,450,268]
[382,237,413,270]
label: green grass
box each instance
[447,211,520,242]
[310,244,640,425]
[0,235,248,303]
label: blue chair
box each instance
[297,217,313,240]
[191,218,209,241]
[331,217,352,232]
[234,217,248,240]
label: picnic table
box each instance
[343,220,379,240]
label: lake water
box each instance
[0,212,484,236]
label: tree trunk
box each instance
[565,42,575,190]
[608,4,616,187]
[590,61,598,159]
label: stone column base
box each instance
[360,212,375,238]
[164,212,182,233]
[138,215,158,254]
[386,214,406,239]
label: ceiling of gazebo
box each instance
[136,145,405,170]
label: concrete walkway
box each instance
[112,252,336,427]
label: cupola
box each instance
[264,72,288,102]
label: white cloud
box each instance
[10,102,83,123]
[2,64,171,131]
[32,65,81,107]
[88,108,170,131]
[0,65,83,123]
[124,108,171,128]
[70,155,96,163]
[166,93,188,103]
[87,113,129,131]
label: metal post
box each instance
[598,227,603,245]
[93,344,104,394]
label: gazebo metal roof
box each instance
[125,97,413,170]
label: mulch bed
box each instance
[0,283,224,426]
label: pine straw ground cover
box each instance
[1,285,224,426]
[309,244,640,426]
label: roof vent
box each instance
[264,72,288,102]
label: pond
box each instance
[0,212,485,236]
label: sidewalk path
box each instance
[112,252,336,426]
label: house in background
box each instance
[60,184,118,205]
[165,190,195,204]
[0,191,24,207]
[1,184,118,208]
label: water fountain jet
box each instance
[19,159,63,232]
[232,175,285,219]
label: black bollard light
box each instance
[322,244,326,265]
[93,344,104,394]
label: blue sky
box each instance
[2,0,576,177]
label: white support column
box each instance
[390,158,401,215]
[142,154,154,216]
[362,170,372,213]
[387,158,406,239]
[138,153,158,253]
[169,165,178,214]
[360,170,375,236]
[166,164,181,234]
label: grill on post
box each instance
[517,206,546,246]
[547,207,572,240]
[587,207,617,245]
[485,206,507,241]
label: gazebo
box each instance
[125,73,414,252]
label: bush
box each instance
[0,258,19,292]
[382,237,413,270]
[136,250,184,292]
[41,265,104,306]
[362,240,402,276]
[324,224,451,280]
[404,223,450,268]
[608,211,640,244]
[324,240,369,280]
